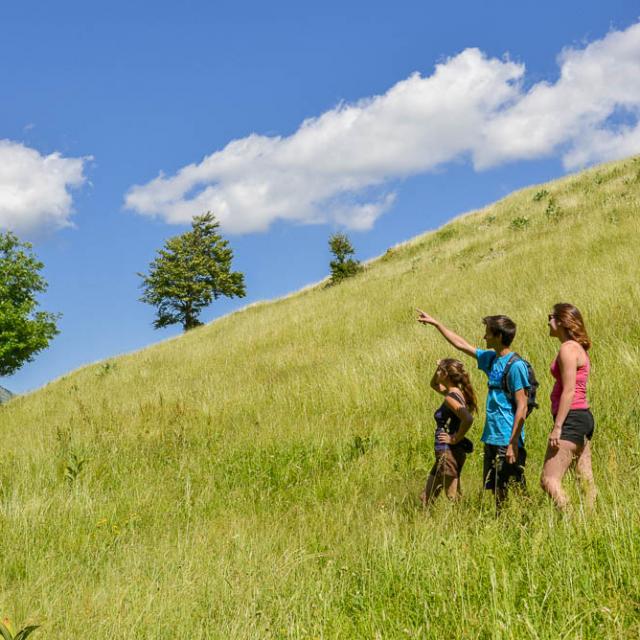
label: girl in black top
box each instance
[421,358,478,505]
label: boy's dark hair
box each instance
[482,315,516,347]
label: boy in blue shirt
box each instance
[417,310,529,507]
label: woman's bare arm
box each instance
[437,394,473,444]
[416,309,478,359]
[429,362,447,394]
[550,342,579,447]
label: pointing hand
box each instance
[416,308,438,326]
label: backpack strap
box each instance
[501,353,531,446]
[501,353,522,397]
[486,351,518,391]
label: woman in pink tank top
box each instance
[540,303,596,511]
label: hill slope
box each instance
[2,157,640,638]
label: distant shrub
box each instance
[593,173,604,185]
[477,215,497,231]
[510,216,530,230]
[435,227,457,243]
[381,247,396,262]
[64,452,88,485]
[97,361,117,378]
[533,189,549,202]
[545,197,562,221]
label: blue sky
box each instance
[1,1,639,393]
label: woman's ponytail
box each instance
[458,369,478,414]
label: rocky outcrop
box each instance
[0,386,13,404]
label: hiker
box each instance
[417,310,532,508]
[540,303,596,511]
[421,358,477,505]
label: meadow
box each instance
[1,157,640,638]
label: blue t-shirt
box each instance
[476,349,529,446]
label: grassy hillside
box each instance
[2,157,640,638]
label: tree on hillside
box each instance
[0,231,60,377]
[328,232,362,285]
[139,212,246,331]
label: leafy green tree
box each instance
[139,212,246,331]
[0,232,59,377]
[328,232,362,285]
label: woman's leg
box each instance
[444,476,459,500]
[574,440,597,510]
[540,440,578,510]
[443,449,464,500]
[421,474,443,506]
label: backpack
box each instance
[491,352,539,417]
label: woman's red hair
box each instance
[553,303,592,351]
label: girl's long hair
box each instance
[438,358,478,413]
[552,302,592,351]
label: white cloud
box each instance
[562,122,640,168]
[125,21,640,233]
[0,140,89,234]
[476,23,640,169]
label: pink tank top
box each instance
[550,349,590,415]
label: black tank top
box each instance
[433,391,465,435]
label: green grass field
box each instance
[2,156,640,638]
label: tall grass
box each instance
[1,157,640,638]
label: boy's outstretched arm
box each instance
[416,309,478,359]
